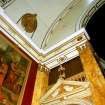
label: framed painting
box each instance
[0,30,33,105]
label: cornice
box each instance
[0,8,89,69]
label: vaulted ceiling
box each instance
[1,0,105,69]
[4,0,94,50]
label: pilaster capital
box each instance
[38,63,50,73]
[76,41,94,53]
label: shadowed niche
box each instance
[49,57,84,85]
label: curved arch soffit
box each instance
[76,0,105,31]
[40,0,81,49]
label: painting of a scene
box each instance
[0,32,31,105]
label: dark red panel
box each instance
[22,61,38,105]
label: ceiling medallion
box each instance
[17,13,37,38]
[21,13,37,33]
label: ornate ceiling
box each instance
[0,0,104,69]
[4,0,94,49]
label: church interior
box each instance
[0,0,105,105]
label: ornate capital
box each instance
[38,63,49,73]
[76,41,94,53]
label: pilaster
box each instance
[77,41,105,105]
[32,64,49,105]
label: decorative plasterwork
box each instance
[76,0,105,30]
[0,7,89,69]
[0,0,15,9]
[40,0,81,49]
[40,79,92,105]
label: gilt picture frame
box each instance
[0,30,32,105]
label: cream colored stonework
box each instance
[78,42,105,105]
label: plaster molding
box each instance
[76,0,105,30]
[0,0,15,9]
[40,0,81,49]
[0,9,89,69]
[40,80,91,105]
[0,6,4,12]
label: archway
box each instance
[76,0,105,81]
[76,0,105,60]
[86,3,105,60]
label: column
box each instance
[32,64,49,105]
[77,41,105,105]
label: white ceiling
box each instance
[4,0,94,50]
[42,0,94,49]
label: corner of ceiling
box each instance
[0,8,90,69]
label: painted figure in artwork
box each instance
[14,69,25,94]
[4,62,19,93]
[0,57,8,101]
[4,61,25,94]
[0,33,30,105]
[0,57,8,86]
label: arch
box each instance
[85,2,105,60]
[76,0,105,31]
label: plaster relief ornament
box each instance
[17,13,37,38]
[63,85,73,92]
[21,13,37,33]
[0,0,15,9]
